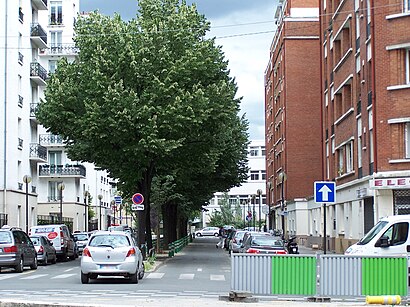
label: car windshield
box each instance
[357,221,389,245]
[251,236,284,247]
[74,234,88,241]
[0,232,12,244]
[89,235,130,248]
[234,231,246,240]
[30,237,41,245]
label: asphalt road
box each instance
[0,237,368,307]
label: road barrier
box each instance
[168,235,190,257]
[231,254,408,299]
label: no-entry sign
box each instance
[132,193,144,205]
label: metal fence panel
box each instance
[231,254,272,295]
[319,255,362,297]
[271,255,316,295]
[362,257,408,296]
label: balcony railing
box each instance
[30,23,48,48]
[30,103,40,118]
[19,8,24,22]
[18,52,24,64]
[18,95,23,108]
[39,164,87,177]
[18,138,23,149]
[29,143,47,161]
[39,134,64,146]
[30,62,47,86]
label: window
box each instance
[249,146,259,156]
[346,142,353,172]
[50,31,62,51]
[50,1,63,25]
[261,170,266,180]
[261,146,266,156]
[48,181,63,201]
[405,0,410,12]
[250,171,259,181]
[324,42,327,58]
[383,222,409,246]
[357,118,363,168]
[338,147,344,175]
[406,123,410,158]
[406,49,410,84]
[369,109,374,164]
[49,151,62,166]
[49,60,57,74]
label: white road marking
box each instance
[51,273,76,279]
[145,272,164,279]
[0,275,17,281]
[197,268,202,272]
[64,268,76,272]
[21,274,48,280]
[210,274,225,281]
[179,273,194,280]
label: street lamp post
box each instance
[98,194,103,230]
[278,171,287,239]
[242,200,246,229]
[57,183,65,224]
[83,191,89,232]
[23,175,32,233]
[257,189,263,232]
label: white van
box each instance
[29,224,76,261]
[345,215,409,257]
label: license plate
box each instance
[99,264,117,269]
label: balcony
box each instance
[39,164,86,178]
[30,62,47,86]
[29,143,47,163]
[18,52,24,65]
[18,95,23,108]
[40,44,79,56]
[30,103,40,123]
[30,23,48,49]
[19,8,24,23]
[39,134,64,146]
[18,138,23,150]
[32,0,47,10]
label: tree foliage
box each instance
[36,0,249,247]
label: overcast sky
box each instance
[80,0,278,140]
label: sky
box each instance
[79,0,278,141]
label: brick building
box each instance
[318,0,410,252]
[264,0,322,237]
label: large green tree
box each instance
[37,0,248,249]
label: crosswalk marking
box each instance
[21,274,48,280]
[145,272,164,279]
[179,273,194,280]
[210,274,225,281]
[51,273,76,279]
[0,275,17,281]
[197,268,202,271]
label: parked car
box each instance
[29,235,57,265]
[241,233,287,254]
[229,230,247,254]
[0,225,37,272]
[29,224,76,261]
[73,232,90,255]
[195,227,219,237]
[80,231,145,284]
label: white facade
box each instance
[0,0,115,232]
[203,140,267,229]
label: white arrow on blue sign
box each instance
[314,181,336,204]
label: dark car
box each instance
[241,233,287,254]
[29,235,57,265]
[0,226,38,272]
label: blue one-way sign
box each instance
[314,181,336,204]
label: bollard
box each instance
[366,295,401,305]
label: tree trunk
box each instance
[162,201,177,245]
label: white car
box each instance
[195,227,220,237]
[80,231,144,284]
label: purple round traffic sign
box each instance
[132,193,144,205]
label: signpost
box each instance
[114,195,122,205]
[314,181,336,254]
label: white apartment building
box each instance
[203,140,267,229]
[0,0,114,232]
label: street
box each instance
[0,237,368,307]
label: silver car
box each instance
[29,235,57,265]
[80,231,144,284]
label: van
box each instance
[29,224,76,261]
[345,215,409,258]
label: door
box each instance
[375,222,409,256]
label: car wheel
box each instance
[214,233,219,237]
[81,272,89,284]
[15,258,24,273]
[196,233,201,237]
[51,254,57,264]
[30,257,38,270]
[138,262,145,280]
[129,271,139,284]
[89,274,98,280]
[44,254,49,265]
